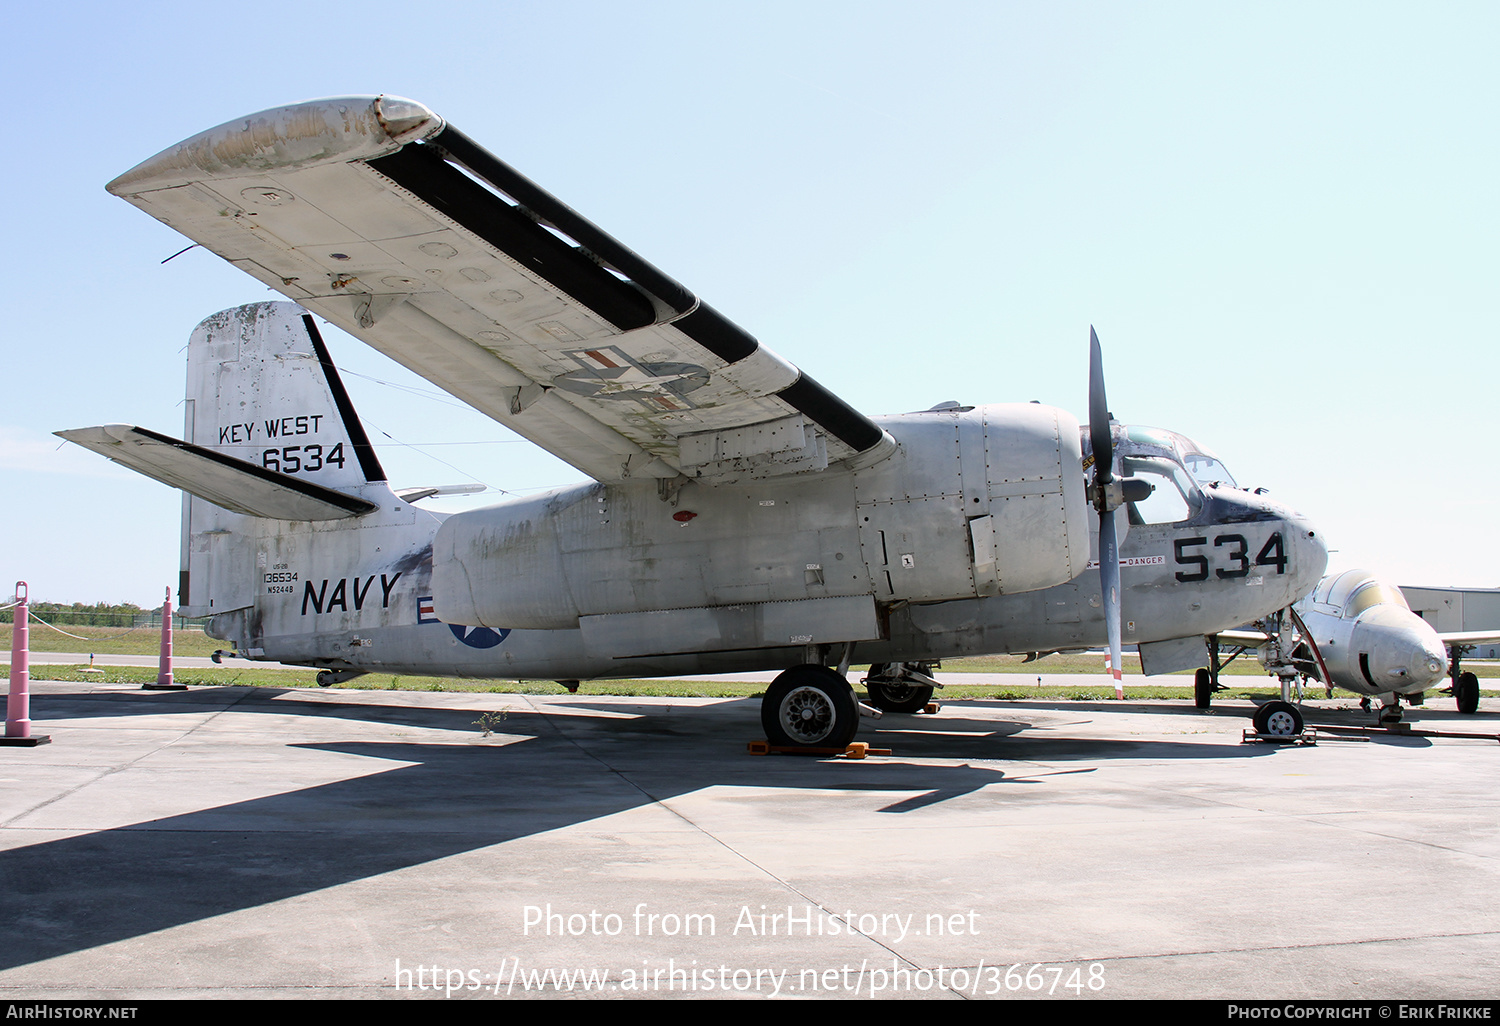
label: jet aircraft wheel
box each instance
[864,664,935,714]
[762,666,859,749]
[1193,668,1213,710]
[1456,671,1480,715]
[1253,700,1303,737]
[316,671,335,688]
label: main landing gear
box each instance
[1446,644,1481,715]
[1455,672,1480,715]
[759,658,942,750]
[760,665,862,749]
[315,669,367,687]
[863,662,940,713]
[1194,634,1240,709]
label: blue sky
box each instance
[4,2,1497,605]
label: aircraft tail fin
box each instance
[58,302,386,510]
[59,302,393,616]
[181,302,386,489]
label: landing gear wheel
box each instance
[316,671,335,688]
[1194,668,1212,710]
[865,664,935,714]
[1253,700,1303,736]
[762,665,859,749]
[1456,671,1480,715]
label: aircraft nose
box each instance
[1351,614,1449,690]
[1417,639,1448,685]
[1203,489,1326,607]
[1284,514,1328,594]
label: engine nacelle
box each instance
[854,403,1090,601]
[432,483,594,630]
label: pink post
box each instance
[4,582,49,746]
[145,586,186,691]
[157,586,174,688]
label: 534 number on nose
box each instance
[1173,532,1286,583]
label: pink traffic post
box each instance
[144,586,186,691]
[157,586,174,688]
[4,581,50,746]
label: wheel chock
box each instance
[1241,728,1317,745]
[920,702,941,714]
[746,741,893,758]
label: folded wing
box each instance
[108,96,894,484]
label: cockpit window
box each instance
[1182,452,1237,489]
[1125,425,1178,450]
[1121,456,1201,525]
[1116,425,1238,491]
[1344,580,1410,618]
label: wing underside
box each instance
[1437,631,1500,650]
[107,96,894,484]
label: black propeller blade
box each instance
[1088,328,1125,698]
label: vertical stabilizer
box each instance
[179,302,385,615]
[184,302,385,486]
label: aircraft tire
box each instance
[1193,668,1212,709]
[1253,700,1303,736]
[1456,671,1480,715]
[762,666,859,749]
[865,665,935,713]
[316,671,334,688]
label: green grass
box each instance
[6,625,1495,677]
[6,624,1496,699]
[0,623,219,658]
[12,662,1496,703]
[935,652,1271,675]
[942,651,1500,676]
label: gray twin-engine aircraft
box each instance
[64,96,1327,749]
[1211,569,1496,728]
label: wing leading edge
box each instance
[108,95,895,485]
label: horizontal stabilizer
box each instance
[394,483,486,503]
[56,425,376,520]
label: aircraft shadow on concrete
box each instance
[2,685,1275,971]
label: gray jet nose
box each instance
[1351,606,1450,691]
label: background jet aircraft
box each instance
[65,96,1326,749]
[1207,569,1496,727]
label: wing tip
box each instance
[106,95,444,197]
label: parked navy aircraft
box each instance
[1207,569,1495,728]
[64,96,1327,748]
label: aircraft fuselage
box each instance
[211,416,1324,682]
